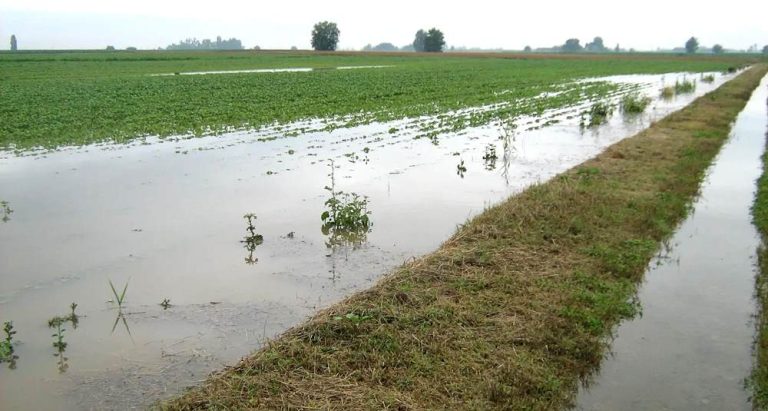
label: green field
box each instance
[0,51,755,149]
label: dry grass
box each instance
[164,65,767,410]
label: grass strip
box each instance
[750,86,768,409]
[165,65,768,410]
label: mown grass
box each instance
[0,51,755,150]
[163,65,767,410]
[750,94,768,410]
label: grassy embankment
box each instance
[751,87,768,410]
[164,66,768,409]
[0,51,755,150]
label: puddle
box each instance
[575,74,768,410]
[0,71,735,409]
[150,65,393,76]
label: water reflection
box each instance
[1,200,12,223]
[241,213,264,265]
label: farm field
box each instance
[0,51,765,409]
[0,51,752,149]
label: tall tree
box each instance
[712,44,724,54]
[311,21,340,51]
[424,28,445,52]
[413,30,426,52]
[764,45,768,54]
[10,35,17,51]
[586,36,606,52]
[561,38,582,53]
[685,37,699,54]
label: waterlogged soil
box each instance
[0,72,732,409]
[576,75,768,410]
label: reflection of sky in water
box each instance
[0,71,735,409]
[576,74,768,411]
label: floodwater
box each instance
[150,65,393,76]
[0,72,733,409]
[576,74,768,410]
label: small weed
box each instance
[0,201,12,223]
[456,160,467,178]
[1,321,18,367]
[660,86,675,99]
[483,144,498,170]
[620,93,651,114]
[109,279,129,308]
[241,214,264,265]
[321,161,372,248]
[675,78,696,94]
[160,299,172,310]
[700,74,715,83]
[583,101,614,127]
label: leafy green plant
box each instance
[620,93,652,114]
[483,144,498,170]
[674,78,696,94]
[321,161,372,248]
[0,322,17,366]
[583,101,615,127]
[456,160,467,177]
[241,213,264,265]
[700,74,715,83]
[160,299,172,309]
[109,279,129,308]
[660,86,675,99]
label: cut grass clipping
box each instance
[165,65,767,410]
[749,95,768,409]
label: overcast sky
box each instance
[1,0,766,51]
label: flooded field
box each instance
[576,74,768,410]
[0,71,733,409]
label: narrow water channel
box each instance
[576,75,768,410]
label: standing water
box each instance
[576,75,768,409]
[0,72,735,409]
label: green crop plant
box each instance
[321,161,372,248]
[620,93,652,114]
[1,321,17,366]
[675,78,696,94]
[0,51,748,151]
[584,101,615,127]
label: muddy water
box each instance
[576,75,768,410]
[0,72,731,409]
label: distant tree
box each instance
[424,28,445,52]
[166,37,243,50]
[253,45,261,50]
[401,44,415,52]
[523,45,532,52]
[413,29,426,52]
[585,36,607,52]
[561,38,582,53]
[764,45,768,54]
[311,21,340,51]
[685,37,699,54]
[126,47,137,51]
[290,46,298,50]
[10,35,17,51]
[106,45,115,51]
[372,42,398,52]
[712,44,724,54]
[614,44,620,52]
